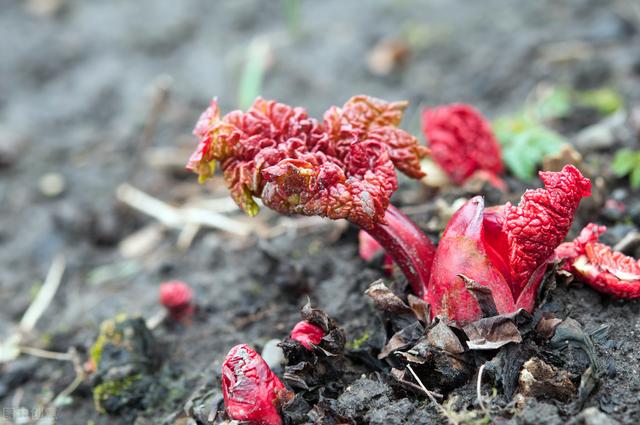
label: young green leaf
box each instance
[494,115,565,180]
[612,149,637,177]
[237,39,271,110]
[612,149,640,189]
[577,88,624,116]
[631,166,640,189]
[534,86,572,121]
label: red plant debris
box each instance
[188,96,436,297]
[426,165,591,324]
[159,280,194,322]
[221,344,290,425]
[290,320,325,350]
[421,103,504,187]
[556,223,640,298]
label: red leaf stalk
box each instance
[365,205,435,297]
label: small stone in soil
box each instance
[261,338,284,372]
[38,172,66,197]
[517,357,576,402]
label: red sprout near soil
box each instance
[556,223,640,298]
[221,344,290,425]
[421,103,505,189]
[425,165,591,324]
[187,95,435,297]
[358,230,394,275]
[159,280,195,322]
[290,320,325,350]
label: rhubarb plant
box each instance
[187,97,591,324]
[426,165,591,324]
[612,149,640,189]
[421,103,505,189]
[187,95,435,296]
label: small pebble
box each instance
[38,172,66,197]
[261,339,285,372]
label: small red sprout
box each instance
[556,224,640,298]
[159,280,195,322]
[421,103,505,188]
[188,96,435,296]
[426,165,591,324]
[290,320,325,349]
[222,344,289,425]
[358,230,394,275]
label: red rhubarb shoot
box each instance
[421,103,504,187]
[358,229,394,275]
[504,164,591,299]
[426,165,591,324]
[290,320,325,350]
[222,344,289,425]
[159,280,195,322]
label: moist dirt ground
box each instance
[1,0,640,424]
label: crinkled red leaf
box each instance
[187,96,429,228]
[421,103,504,185]
[290,320,325,350]
[325,96,429,179]
[260,140,397,229]
[556,223,640,299]
[221,344,288,425]
[503,165,591,299]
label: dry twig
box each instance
[1,255,66,364]
[476,363,487,411]
[20,255,66,333]
[406,364,450,420]
[116,183,252,236]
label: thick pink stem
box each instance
[365,205,436,297]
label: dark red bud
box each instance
[221,344,288,425]
[159,280,194,322]
[290,320,325,350]
[421,103,504,186]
